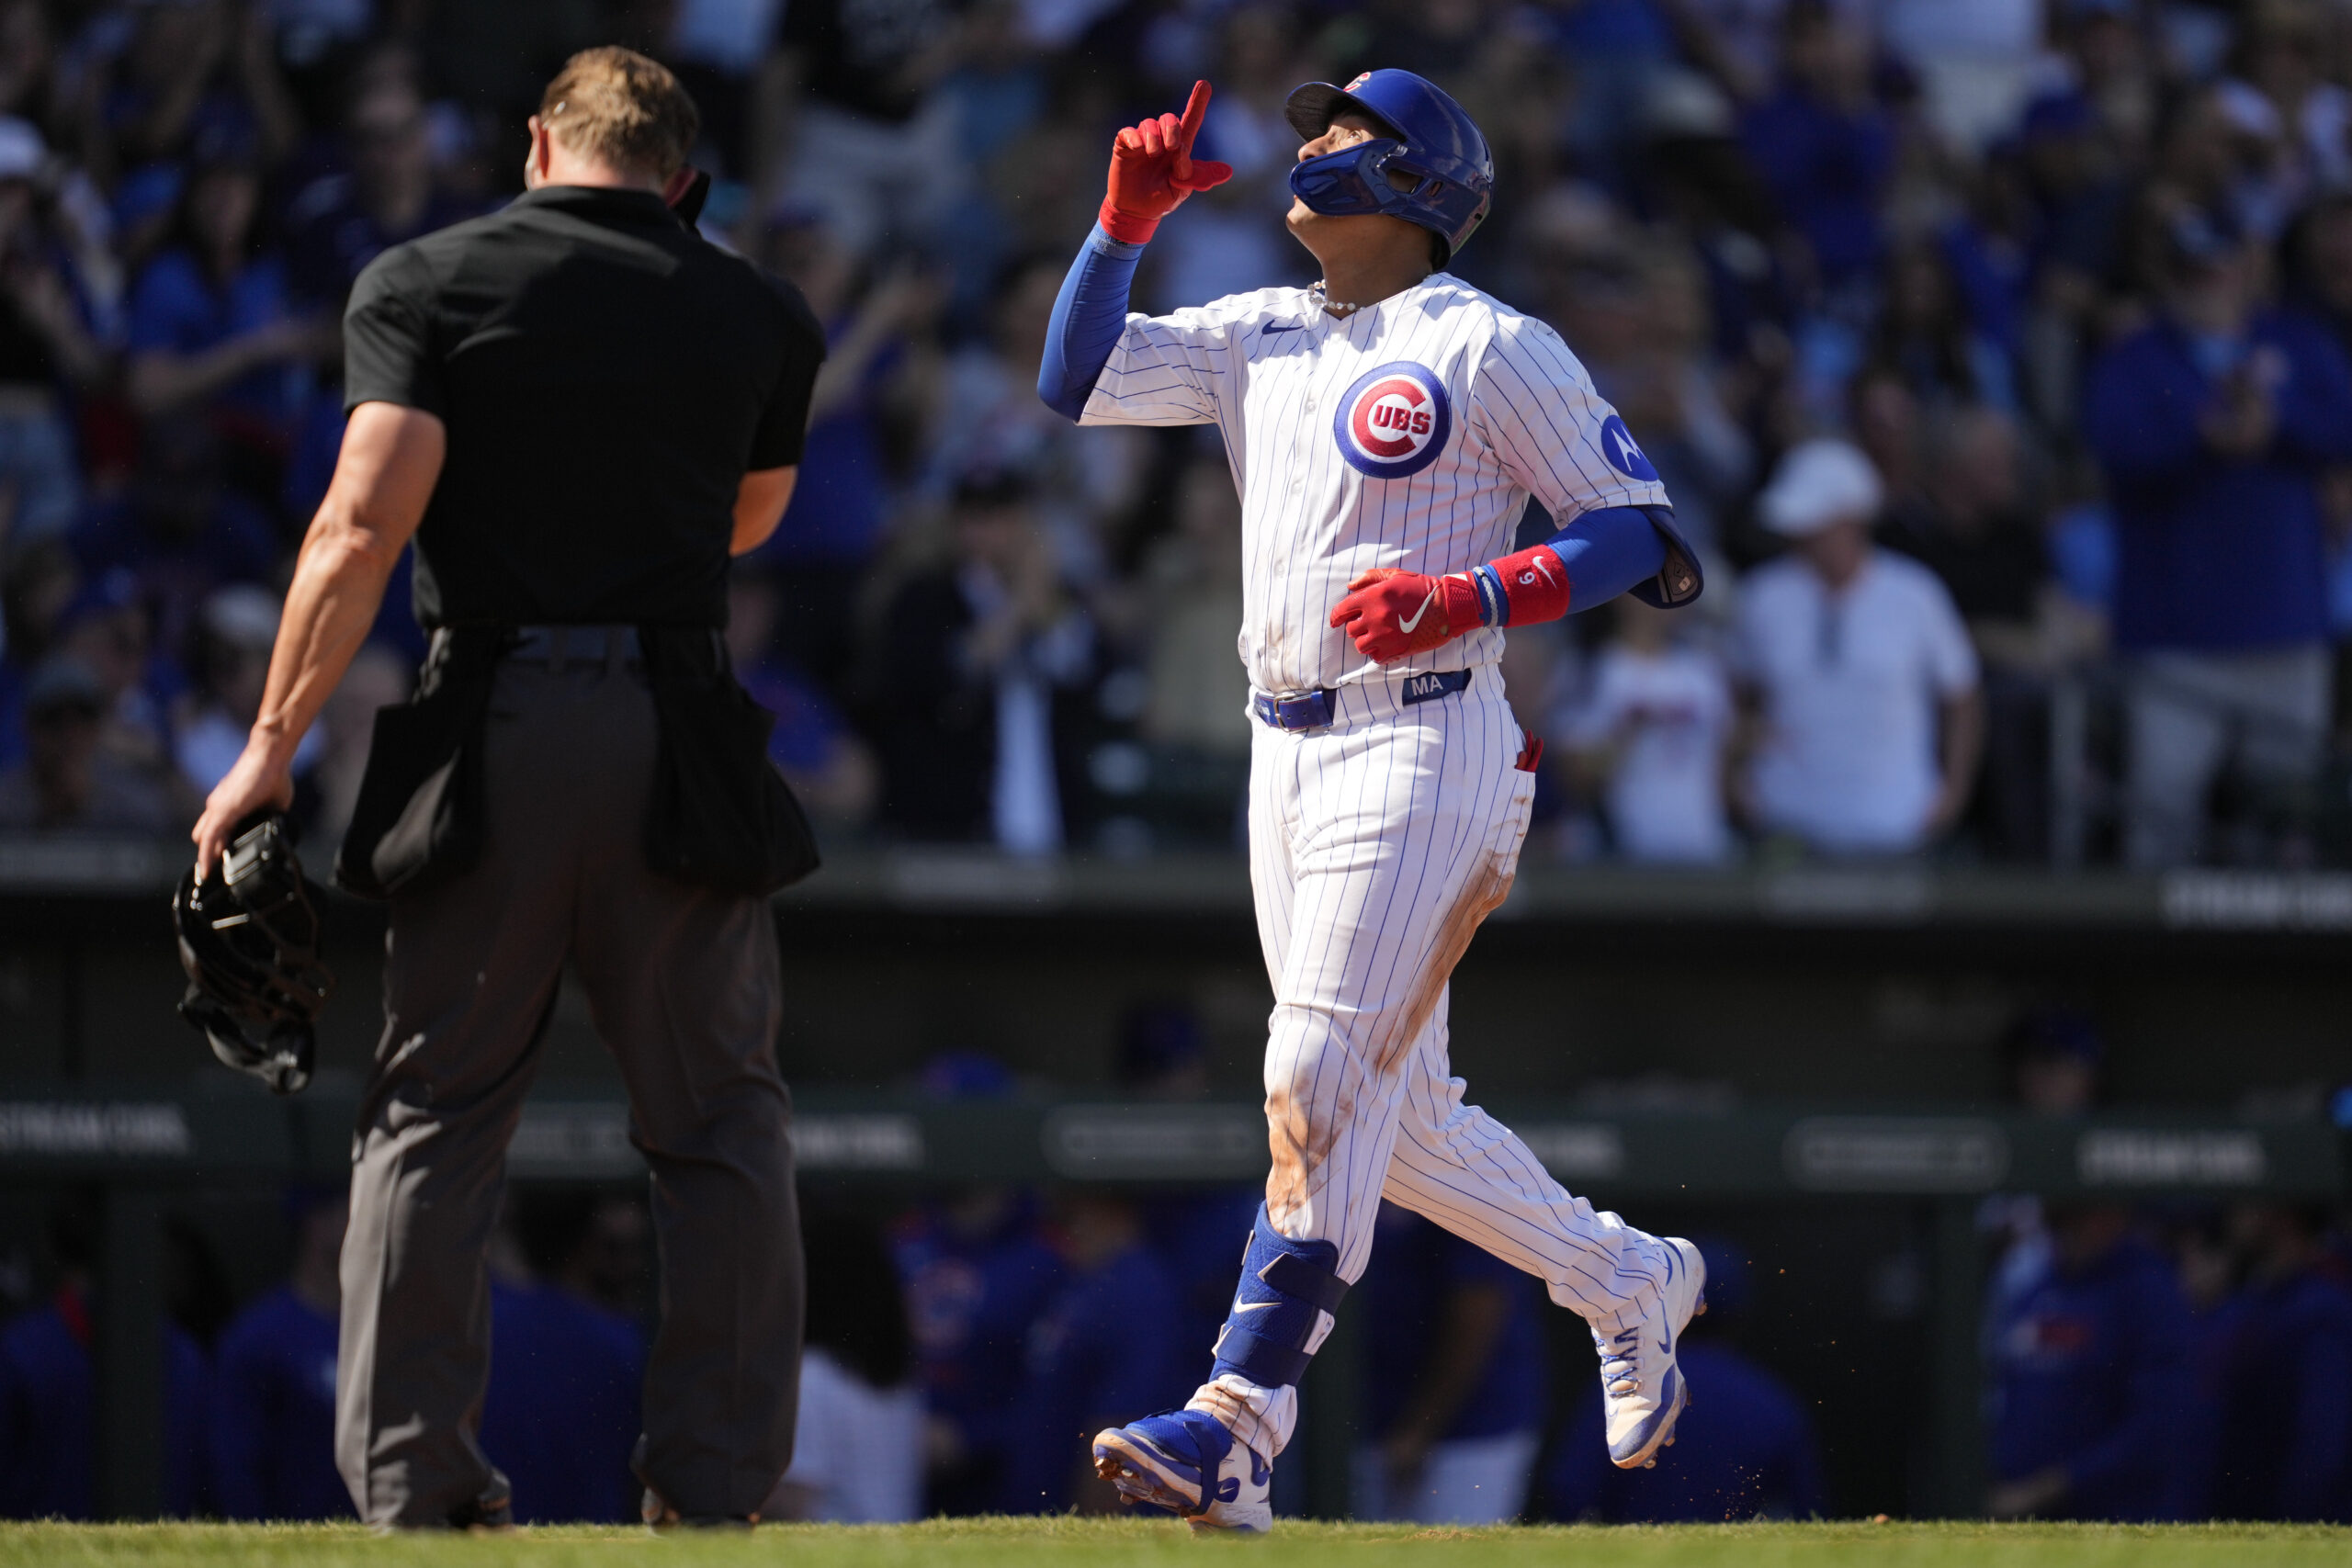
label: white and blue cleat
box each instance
[1091,1408,1273,1533]
[1597,1235,1709,1470]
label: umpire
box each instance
[192,48,825,1529]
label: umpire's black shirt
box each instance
[342,185,824,628]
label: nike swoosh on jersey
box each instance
[1395,590,1437,634]
[1261,321,1304,334]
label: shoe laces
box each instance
[1596,1326,1644,1395]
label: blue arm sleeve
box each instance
[1533,503,1708,613]
[1037,224,1144,423]
[1474,505,1702,625]
[1543,506,1667,611]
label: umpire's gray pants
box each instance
[334,656,802,1526]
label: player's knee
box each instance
[1261,1002,1368,1086]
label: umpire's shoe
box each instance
[1092,1408,1272,1533]
[1597,1234,1708,1469]
[642,1487,756,1531]
[368,1474,513,1534]
[446,1477,514,1532]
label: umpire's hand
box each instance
[193,745,298,883]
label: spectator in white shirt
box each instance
[1732,438,1984,855]
[762,1211,925,1523]
[1565,598,1736,864]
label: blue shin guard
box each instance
[1209,1205,1349,1389]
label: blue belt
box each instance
[1251,689,1336,730]
[1251,668,1472,731]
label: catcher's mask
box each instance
[173,813,334,1095]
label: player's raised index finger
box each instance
[1178,79,1213,149]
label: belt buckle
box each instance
[1257,689,1334,731]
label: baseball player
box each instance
[1036,73,1711,1531]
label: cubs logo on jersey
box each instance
[1333,361,1452,479]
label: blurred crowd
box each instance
[4,1005,2348,1522]
[1981,1007,2352,1525]
[6,0,2352,869]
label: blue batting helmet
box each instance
[1285,70,1494,264]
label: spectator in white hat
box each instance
[1730,437,1984,856]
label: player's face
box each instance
[1288,112,1384,226]
[1297,111,1384,164]
[1287,112,1420,268]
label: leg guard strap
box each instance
[1208,1204,1348,1389]
[1208,1325,1313,1389]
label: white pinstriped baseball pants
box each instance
[1186,670,1669,1458]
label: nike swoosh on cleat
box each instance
[1396,590,1437,634]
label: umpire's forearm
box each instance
[251,403,445,760]
[250,524,401,765]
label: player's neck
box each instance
[1308,248,1432,318]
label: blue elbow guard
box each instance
[1037,224,1143,422]
[1209,1205,1349,1389]
[1623,504,1705,608]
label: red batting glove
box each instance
[1100,80,1235,244]
[1329,569,1485,664]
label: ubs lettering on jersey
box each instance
[1333,361,1452,479]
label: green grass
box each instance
[3,1519,2348,1568]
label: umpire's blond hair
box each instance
[538,47,699,179]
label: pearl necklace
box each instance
[1310,280,1370,317]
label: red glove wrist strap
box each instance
[1435,573,1484,638]
[1098,199,1159,245]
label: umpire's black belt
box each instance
[1250,668,1472,731]
[424,624,729,678]
[503,624,642,669]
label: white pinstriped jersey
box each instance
[1080,273,1672,694]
